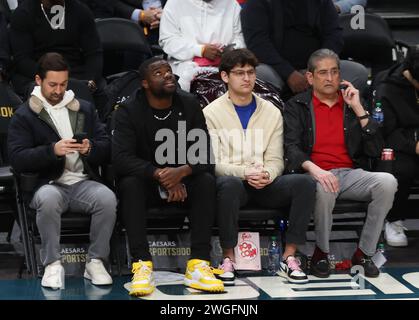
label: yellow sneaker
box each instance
[184,259,224,293]
[129,260,154,297]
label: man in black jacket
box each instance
[9,0,105,102]
[112,57,224,297]
[8,52,116,290]
[241,0,368,99]
[284,49,397,278]
[380,46,419,247]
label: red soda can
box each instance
[381,148,394,160]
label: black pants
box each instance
[215,174,316,249]
[386,152,419,222]
[117,172,216,261]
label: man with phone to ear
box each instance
[284,49,397,279]
[8,52,117,290]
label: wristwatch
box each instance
[357,111,370,120]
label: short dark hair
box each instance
[219,48,259,74]
[138,56,166,83]
[36,52,69,80]
[307,49,340,73]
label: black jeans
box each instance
[386,152,419,222]
[215,174,316,249]
[117,172,216,262]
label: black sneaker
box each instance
[279,256,308,283]
[351,255,380,278]
[310,258,331,278]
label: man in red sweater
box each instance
[284,49,397,278]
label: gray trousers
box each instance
[30,180,117,266]
[314,168,398,256]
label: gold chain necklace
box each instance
[153,110,172,121]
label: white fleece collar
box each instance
[29,86,79,114]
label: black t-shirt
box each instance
[145,104,183,168]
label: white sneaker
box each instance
[385,220,408,247]
[84,259,113,285]
[41,260,65,290]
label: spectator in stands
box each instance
[82,0,115,18]
[0,10,22,125]
[334,0,367,14]
[114,0,165,45]
[241,0,368,100]
[0,11,9,82]
[7,52,116,290]
[380,45,419,247]
[9,0,107,116]
[204,49,315,285]
[112,57,224,296]
[159,0,245,92]
[284,49,397,278]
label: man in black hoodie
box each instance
[381,45,419,247]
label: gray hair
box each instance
[307,49,340,73]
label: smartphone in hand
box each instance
[158,185,169,199]
[72,132,88,144]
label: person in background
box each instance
[159,0,245,91]
[380,45,419,247]
[241,0,368,100]
[10,0,108,118]
[114,0,165,45]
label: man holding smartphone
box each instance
[284,49,397,278]
[8,52,117,290]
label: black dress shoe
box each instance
[351,256,380,278]
[310,258,331,278]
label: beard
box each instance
[149,83,176,98]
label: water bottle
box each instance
[267,236,281,275]
[377,243,386,257]
[372,102,384,124]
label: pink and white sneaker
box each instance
[279,255,308,284]
[213,257,236,286]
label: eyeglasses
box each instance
[315,68,340,78]
[229,69,256,78]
